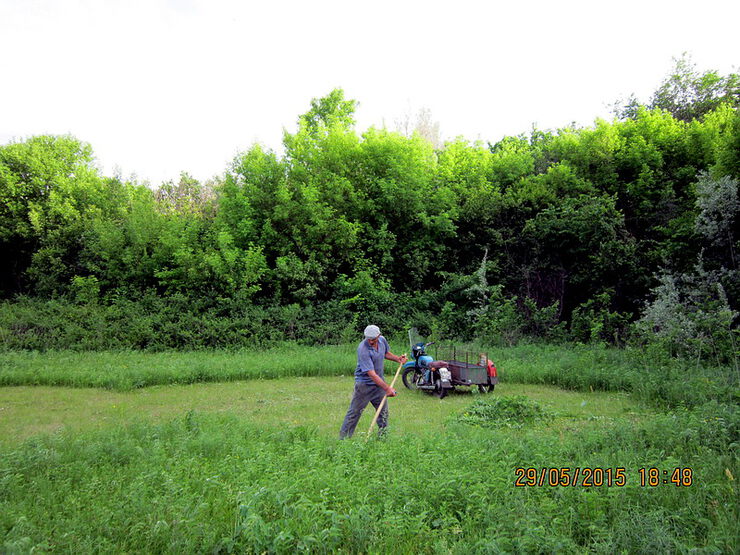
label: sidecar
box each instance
[438,345,498,394]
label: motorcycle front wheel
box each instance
[402,368,423,390]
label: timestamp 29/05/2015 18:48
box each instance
[514,467,694,488]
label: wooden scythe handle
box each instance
[366,356,406,440]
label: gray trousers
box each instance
[339,383,388,439]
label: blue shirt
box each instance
[354,336,389,384]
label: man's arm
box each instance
[384,351,407,364]
[367,370,397,397]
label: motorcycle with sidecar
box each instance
[401,329,498,398]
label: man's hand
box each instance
[398,354,407,364]
[386,387,397,397]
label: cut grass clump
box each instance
[455,395,553,428]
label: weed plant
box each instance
[1,409,736,554]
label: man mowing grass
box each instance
[339,325,407,439]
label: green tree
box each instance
[614,54,739,123]
[155,172,216,218]
[296,88,357,136]
[521,194,636,317]
[353,127,455,291]
[650,54,739,122]
[436,139,502,275]
[223,91,365,303]
[636,259,738,365]
[0,135,106,296]
[81,183,169,292]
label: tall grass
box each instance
[1,409,736,554]
[0,344,355,390]
[2,342,737,410]
[491,343,739,408]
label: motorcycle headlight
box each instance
[439,367,451,380]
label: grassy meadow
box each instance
[0,344,738,553]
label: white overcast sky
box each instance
[1,0,738,186]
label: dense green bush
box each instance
[0,294,365,351]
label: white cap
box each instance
[363,325,381,339]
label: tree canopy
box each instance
[1,63,738,350]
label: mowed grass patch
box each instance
[0,379,646,445]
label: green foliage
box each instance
[81,184,168,291]
[472,285,527,346]
[297,87,357,135]
[694,172,738,265]
[432,252,562,346]
[0,135,99,242]
[570,290,631,345]
[635,261,738,366]
[0,399,736,553]
[615,53,740,122]
[0,135,105,295]
[1,75,739,359]
[0,294,359,352]
[203,231,266,297]
[70,275,101,305]
[155,172,216,218]
[523,194,635,308]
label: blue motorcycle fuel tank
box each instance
[418,355,434,367]
[403,354,434,371]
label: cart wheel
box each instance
[478,384,495,394]
[434,378,448,399]
[402,368,423,390]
